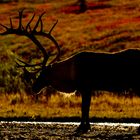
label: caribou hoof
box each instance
[75,124,91,134]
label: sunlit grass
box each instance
[91,93,140,119]
[0,92,140,121]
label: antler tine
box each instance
[0,17,12,35]
[33,12,46,32]
[0,16,13,31]
[16,61,25,68]
[47,30,60,64]
[0,23,9,35]
[1,10,59,68]
[9,17,13,29]
[0,23,8,29]
[0,15,14,35]
[0,22,13,35]
[40,15,43,32]
[18,9,25,30]
[33,20,60,64]
[16,58,43,68]
[26,13,35,32]
[49,20,58,34]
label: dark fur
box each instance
[33,49,140,132]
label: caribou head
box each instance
[32,66,52,93]
[0,9,60,93]
[0,10,93,133]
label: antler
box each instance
[0,9,60,68]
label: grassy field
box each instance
[0,92,140,122]
[0,0,140,121]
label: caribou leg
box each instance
[76,89,91,133]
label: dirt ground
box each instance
[0,122,140,140]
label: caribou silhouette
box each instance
[1,10,140,133]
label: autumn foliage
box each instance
[0,0,140,120]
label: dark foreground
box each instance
[0,122,140,140]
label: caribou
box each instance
[1,10,140,133]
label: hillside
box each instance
[1,0,140,93]
[0,0,140,120]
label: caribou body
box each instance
[33,49,140,94]
[1,10,140,133]
[32,49,140,132]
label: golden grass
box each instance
[91,93,140,119]
[0,92,140,120]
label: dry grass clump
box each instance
[0,92,140,121]
[91,93,140,119]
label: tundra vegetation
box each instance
[0,0,140,122]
